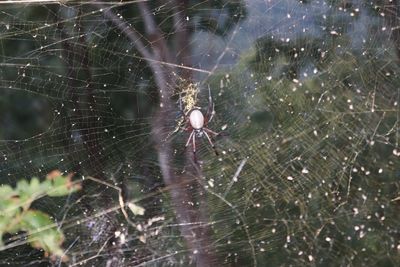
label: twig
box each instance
[87,176,137,228]
[97,3,154,63]
[97,3,215,266]
[223,158,247,198]
[170,0,192,79]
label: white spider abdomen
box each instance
[189,109,204,129]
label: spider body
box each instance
[188,109,204,131]
[180,88,219,159]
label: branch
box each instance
[169,1,218,265]
[134,3,216,265]
[98,2,172,106]
[97,3,153,61]
[171,0,192,79]
[97,3,215,266]
[137,0,173,64]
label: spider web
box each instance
[0,0,399,266]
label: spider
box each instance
[179,87,219,160]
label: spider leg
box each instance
[192,132,198,162]
[206,86,215,124]
[184,130,198,162]
[204,127,219,136]
[185,130,194,147]
[204,131,219,156]
[192,133,196,153]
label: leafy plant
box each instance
[0,171,80,259]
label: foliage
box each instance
[0,171,80,259]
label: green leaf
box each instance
[0,185,19,215]
[47,174,80,197]
[29,177,40,192]
[0,171,80,259]
[15,179,36,205]
[0,198,21,220]
[16,179,30,195]
[20,210,64,257]
[0,185,15,200]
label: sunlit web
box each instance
[0,0,399,266]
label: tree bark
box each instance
[98,2,216,266]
